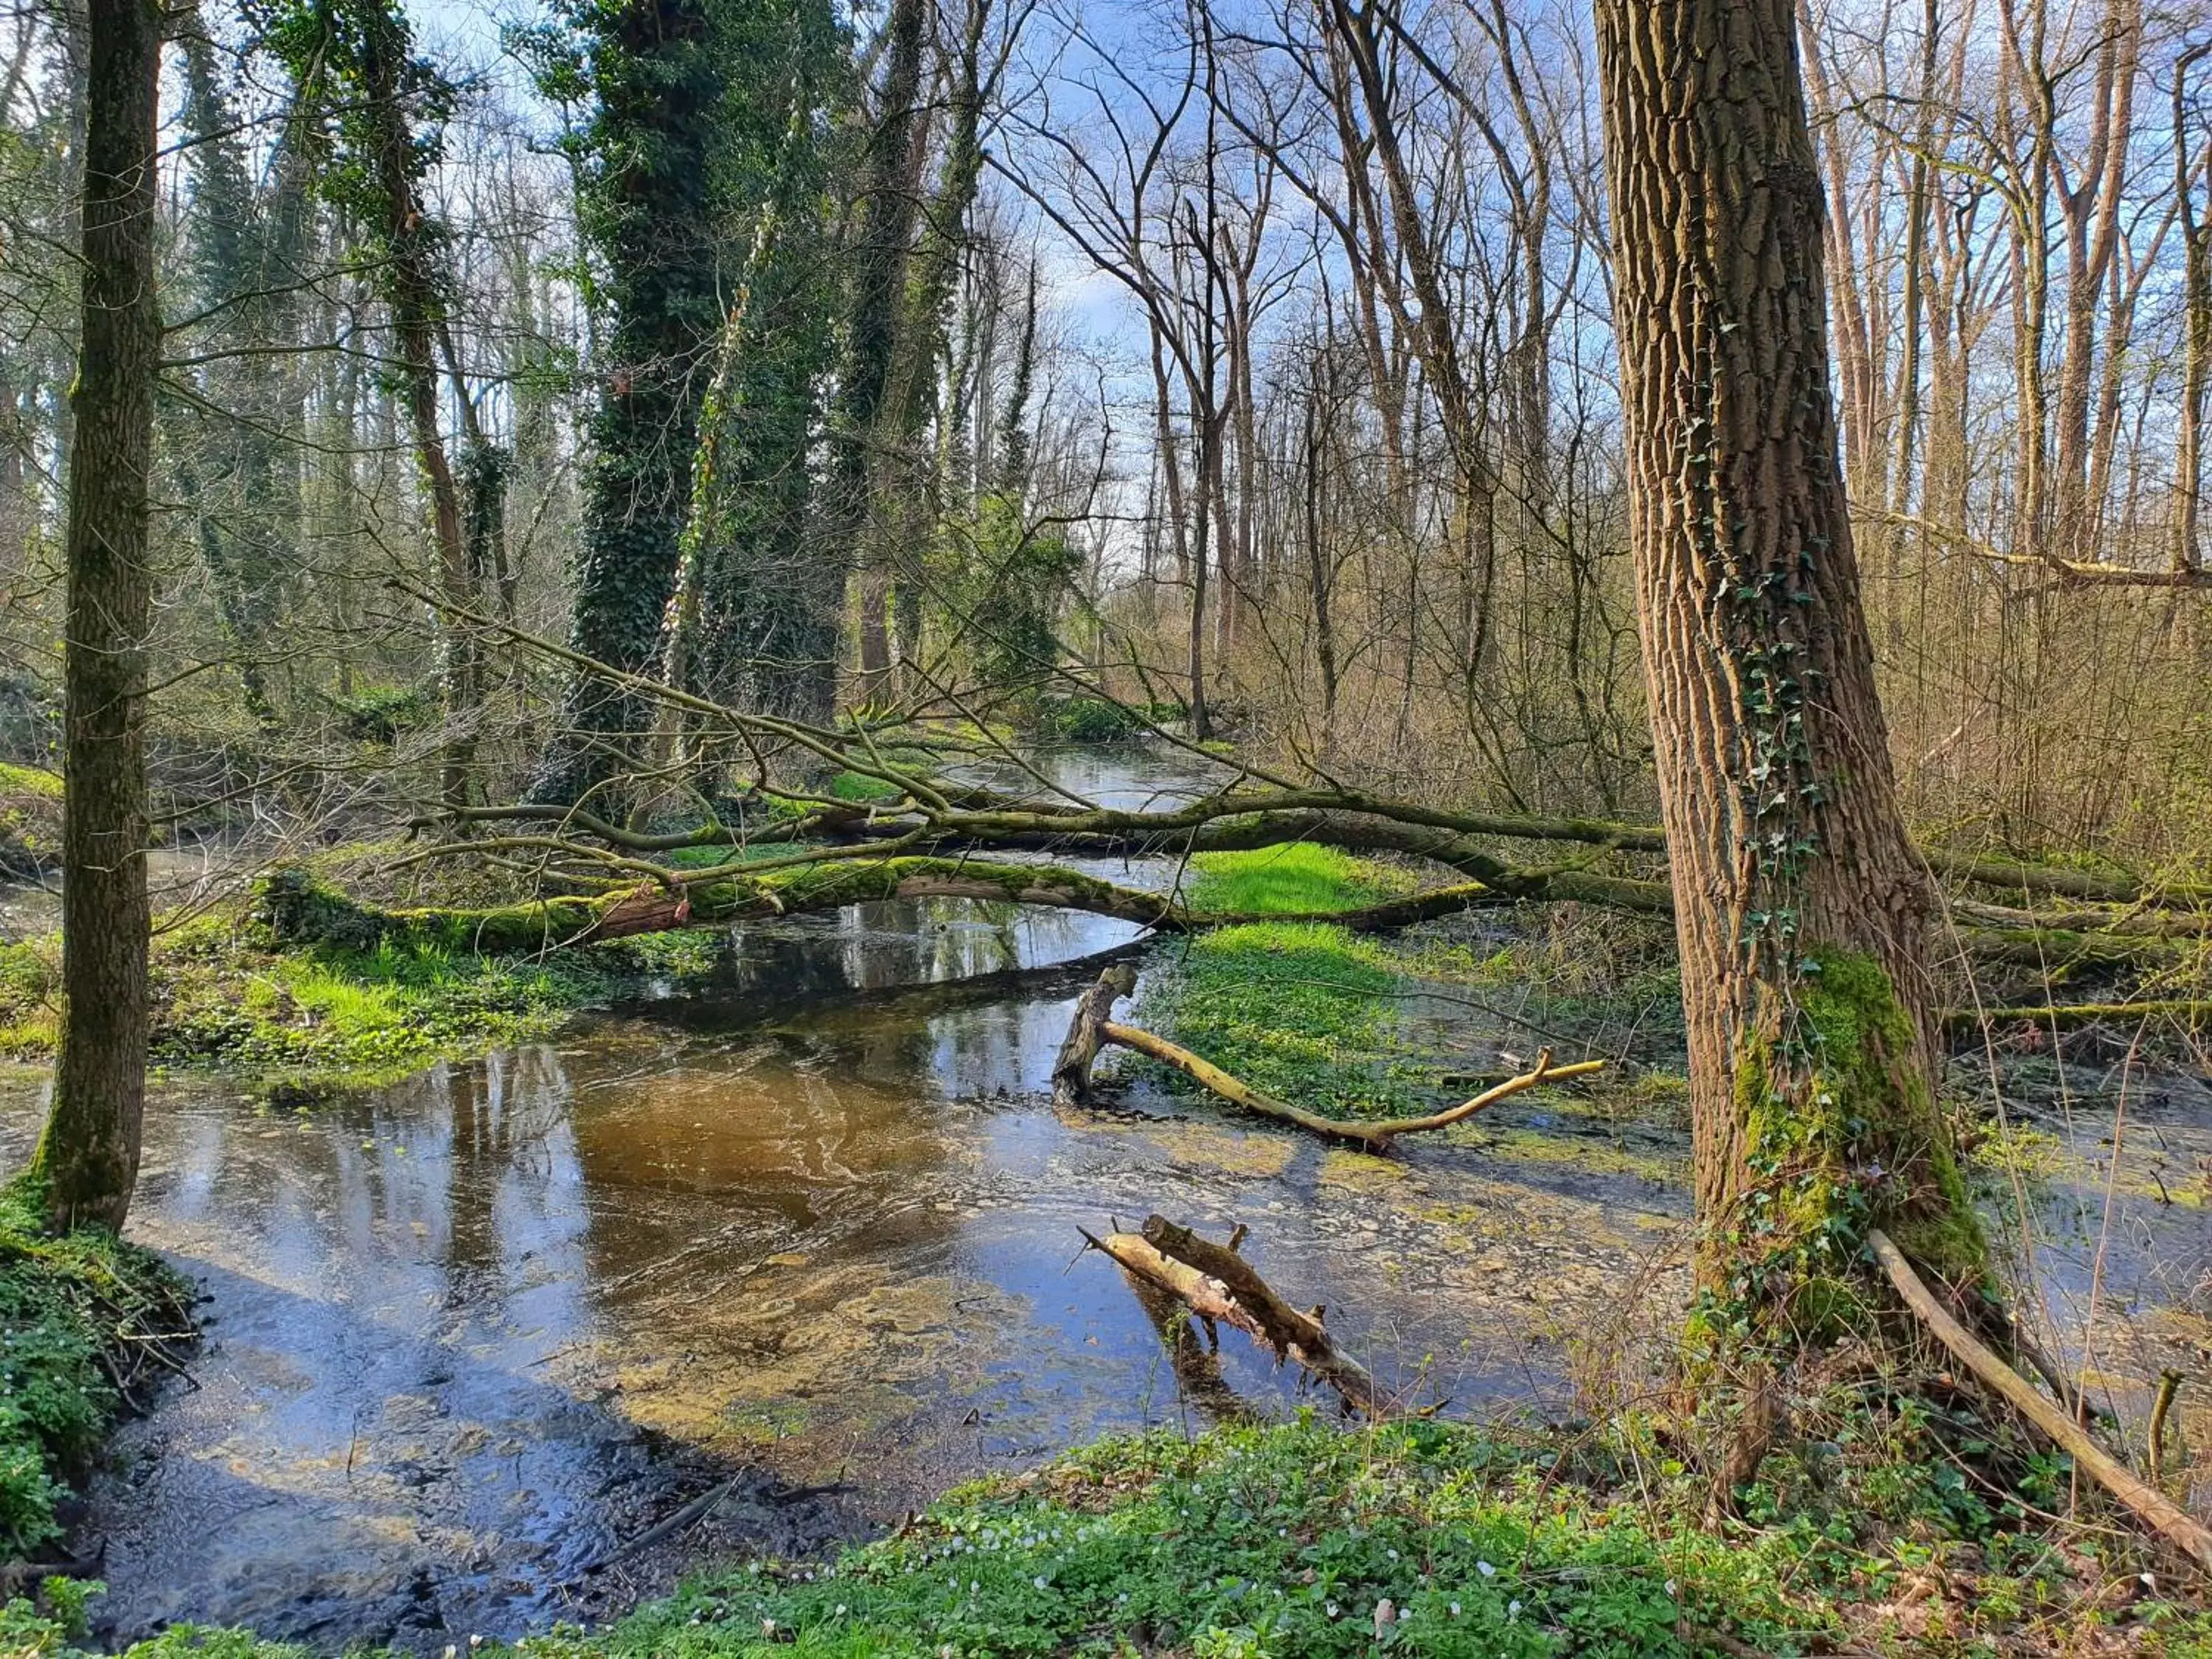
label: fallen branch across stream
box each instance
[1051,967,1604,1152]
[1866,1228,2212,1575]
[1082,1215,1390,1416]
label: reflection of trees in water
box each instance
[556,1024,961,1340]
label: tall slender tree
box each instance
[1590,0,1986,1377]
[265,0,484,806]
[31,0,163,1230]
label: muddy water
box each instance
[0,751,1692,1650]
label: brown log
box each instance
[1866,1228,2212,1574]
[1082,1223,1388,1416]
[1052,963,1138,1107]
[1139,1216,1386,1416]
[1123,1273,1265,1426]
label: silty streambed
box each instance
[0,749,2202,1649]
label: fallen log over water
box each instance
[1082,1216,1388,1416]
[257,858,1515,956]
[1051,967,1604,1151]
[397,590,2211,928]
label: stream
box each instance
[0,749,2204,1651]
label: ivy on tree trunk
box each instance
[1592,0,1987,1356]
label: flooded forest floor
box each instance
[0,750,2207,1655]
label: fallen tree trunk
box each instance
[1084,1218,1388,1416]
[260,858,1518,956]
[397,594,2210,919]
[1867,1228,2212,1575]
[1944,999,2212,1034]
[1052,967,1603,1152]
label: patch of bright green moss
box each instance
[1724,951,1989,1340]
[1131,922,1450,1119]
[1186,844,1415,916]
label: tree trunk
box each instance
[1593,0,1986,1344]
[32,0,161,1232]
[536,0,724,800]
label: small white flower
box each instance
[1665,1578,1677,1597]
[1034,1576,1048,1590]
[1387,1548,1399,1561]
[1450,1601,1462,1617]
[1326,1601,1340,1618]
[835,1605,847,1616]
[1477,1560,1497,1578]
[1509,1600,1522,1619]
[970,1580,980,1594]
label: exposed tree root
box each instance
[1867,1228,2212,1575]
[1051,967,1603,1151]
[1082,1215,1388,1416]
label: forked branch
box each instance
[1051,967,1604,1151]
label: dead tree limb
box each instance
[1053,968,1603,1151]
[1867,1228,2212,1574]
[1082,1220,1389,1416]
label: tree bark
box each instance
[1593,0,1986,1334]
[33,0,161,1231]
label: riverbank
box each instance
[0,869,739,1093]
[0,825,2205,1653]
[6,1408,2211,1655]
[0,1177,192,1573]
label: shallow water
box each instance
[0,750,1693,1649]
[1,748,2204,1650]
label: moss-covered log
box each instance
[253,858,1534,956]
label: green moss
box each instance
[0,872,740,1085]
[1128,922,1449,1120]
[1720,952,1989,1346]
[827,770,905,804]
[1186,845,1415,916]
[0,1176,193,1561]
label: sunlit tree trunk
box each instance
[1593,0,1986,1344]
[32,0,161,1231]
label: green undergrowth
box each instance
[1134,921,1450,1118]
[1133,849,1649,1124]
[20,1408,2208,1658]
[0,905,730,1087]
[0,765,60,880]
[0,1178,192,1566]
[1184,844,1418,917]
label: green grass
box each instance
[1133,921,1453,1120]
[0,915,731,1086]
[0,765,62,803]
[1186,844,1417,917]
[827,770,906,804]
[21,1406,2206,1657]
[1129,852,1456,1119]
[0,1178,191,1563]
